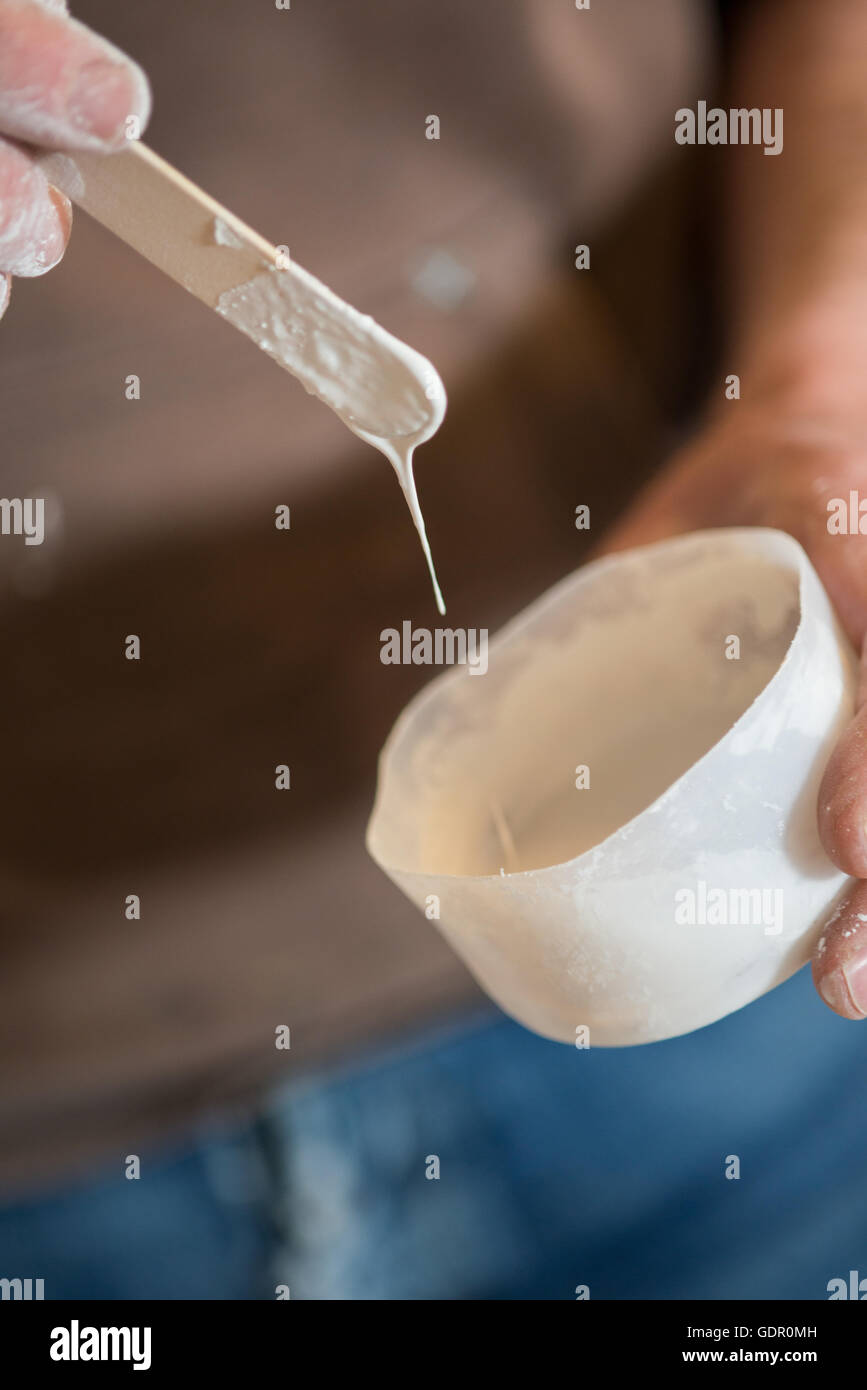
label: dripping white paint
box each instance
[215,236,447,612]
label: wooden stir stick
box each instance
[37,140,288,308]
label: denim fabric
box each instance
[0,1127,281,1301]
[1,964,865,1300]
[273,967,867,1300]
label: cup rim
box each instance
[367,527,814,884]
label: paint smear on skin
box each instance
[214,224,447,612]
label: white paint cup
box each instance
[367,529,857,1045]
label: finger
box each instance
[0,272,10,318]
[591,505,694,559]
[589,469,702,561]
[818,632,867,877]
[0,135,70,274]
[857,637,867,711]
[790,519,867,655]
[812,880,867,1020]
[0,0,150,152]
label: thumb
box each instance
[817,635,867,878]
[0,0,150,152]
[812,878,867,1021]
[814,633,867,1019]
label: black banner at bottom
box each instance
[0,1299,860,1375]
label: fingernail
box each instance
[843,955,867,1016]
[2,189,66,278]
[26,187,73,275]
[47,186,73,238]
[820,957,867,1018]
[28,187,70,276]
[65,56,151,147]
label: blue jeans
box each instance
[1,965,864,1299]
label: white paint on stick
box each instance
[215,247,447,612]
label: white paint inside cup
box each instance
[374,542,801,878]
